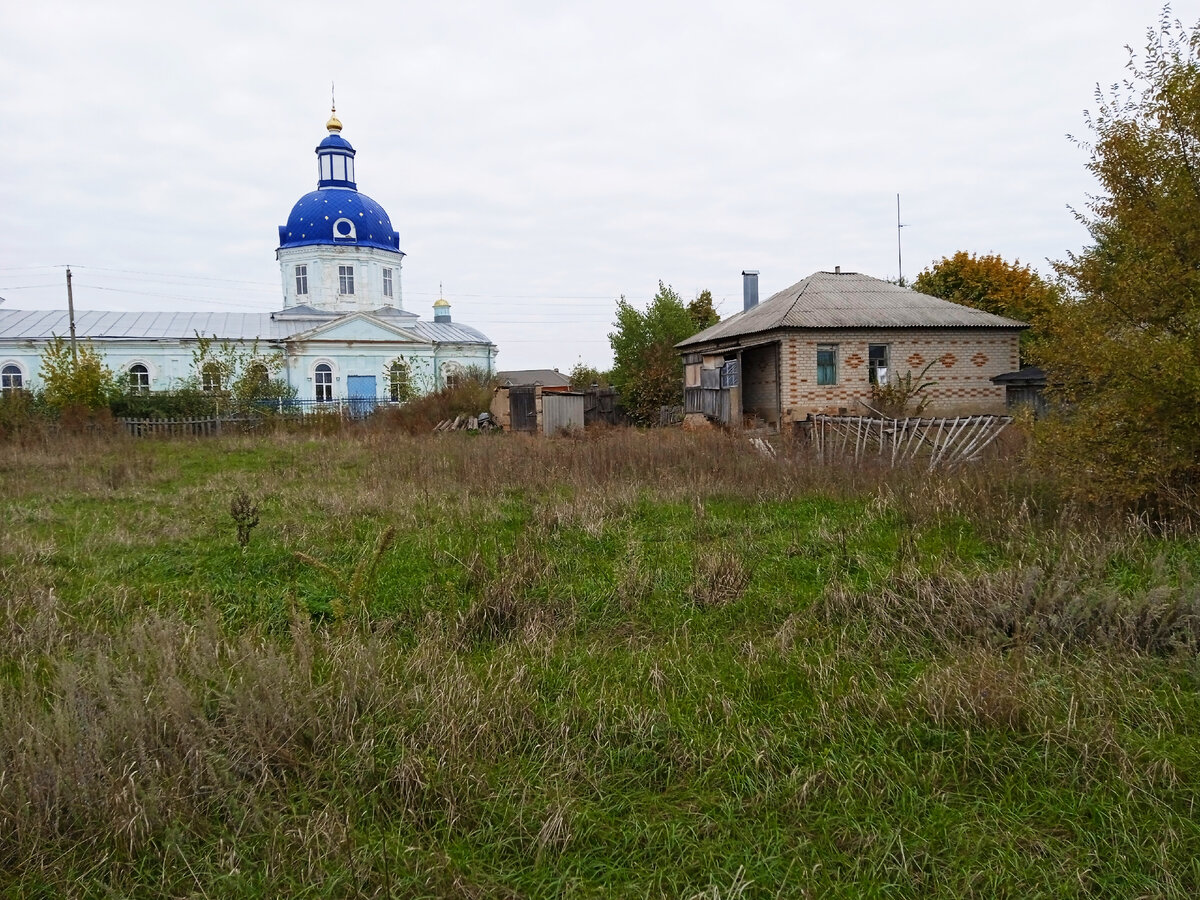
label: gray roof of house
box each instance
[497,368,571,387]
[677,271,1027,348]
[0,307,493,346]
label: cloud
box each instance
[0,0,1169,368]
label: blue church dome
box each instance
[278,189,401,251]
[277,110,402,252]
[317,132,354,151]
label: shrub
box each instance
[375,367,497,434]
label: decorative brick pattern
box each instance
[768,328,1018,421]
[971,351,989,367]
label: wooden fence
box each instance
[583,387,621,426]
[811,414,1012,469]
[119,417,230,437]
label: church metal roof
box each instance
[678,271,1027,348]
[0,309,494,346]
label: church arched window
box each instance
[388,360,411,402]
[1,364,23,392]
[315,363,333,402]
[202,363,223,393]
[442,362,466,391]
[246,362,270,396]
[128,364,150,393]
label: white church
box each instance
[0,109,497,404]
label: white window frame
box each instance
[314,362,334,402]
[441,361,465,391]
[382,267,393,298]
[388,359,411,402]
[128,363,151,393]
[1,362,25,392]
[868,344,890,385]
[817,344,838,386]
[338,265,355,295]
[246,362,270,396]
[201,362,223,393]
[295,265,308,296]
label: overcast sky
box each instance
[0,0,1174,370]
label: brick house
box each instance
[677,270,1025,427]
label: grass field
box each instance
[2,427,1199,898]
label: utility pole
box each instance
[66,267,78,363]
[896,194,905,287]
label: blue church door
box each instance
[346,375,376,417]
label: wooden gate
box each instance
[509,385,538,432]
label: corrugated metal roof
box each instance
[497,368,571,387]
[404,321,494,344]
[0,308,494,346]
[0,310,294,341]
[677,271,1027,348]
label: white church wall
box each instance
[2,336,495,403]
[277,244,405,312]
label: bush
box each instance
[374,367,497,434]
[109,387,219,419]
[0,390,39,436]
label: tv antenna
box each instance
[896,193,907,286]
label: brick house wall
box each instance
[778,328,1019,422]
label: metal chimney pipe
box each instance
[742,270,760,311]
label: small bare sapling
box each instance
[230,490,260,548]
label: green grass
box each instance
[1,429,1198,897]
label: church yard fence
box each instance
[117,397,402,437]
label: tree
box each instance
[568,361,610,390]
[1034,10,1200,503]
[608,281,714,425]
[687,289,720,331]
[189,334,293,413]
[913,252,1061,360]
[38,337,119,412]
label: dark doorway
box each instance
[741,343,781,428]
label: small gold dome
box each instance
[326,107,342,133]
[433,297,450,307]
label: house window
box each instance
[338,265,355,295]
[201,363,223,393]
[816,345,837,386]
[868,344,889,385]
[1,364,23,392]
[389,360,411,402]
[315,363,333,401]
[295,265,308,296]
[382,267,393,298]
[128,364,150,393]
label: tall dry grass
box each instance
[1,426,1198,895]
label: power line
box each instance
[84,286,277,308]
[69,264,280,288]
